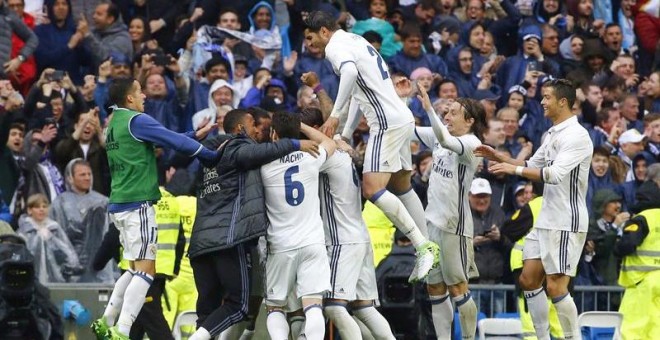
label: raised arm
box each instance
[301,123,336,157]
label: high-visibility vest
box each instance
[175,195,196,279]
[618,208,660,288]
[510,197,544,271]
[154,187,180,276]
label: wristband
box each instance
[515,166,524,176]
[313,84,323,93]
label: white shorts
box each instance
[265,244,330,307]
[522,228,587,277]
[427,228,479,286]
[327,243,379,301]
[109,203,158,261]
[363,123,413,173]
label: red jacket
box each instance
[10,12,37,95]
[633,0,660,54]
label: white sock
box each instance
[103,270,134,326]
[352,305,396,340]
[396,189,428,237]
[266,310,289,340]
[553,293,580,340]
[238,329,255,340]
[430,293,453,340]
[219,321,248,340]
[189,326,212,340]
[371,190,426,247]
[289,315,305,339]
[524,287,551,340]
[452,293,477,340]
[324,305,362,340]
[304,305,326,340]
[116,271,152,336]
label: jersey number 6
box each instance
[284,166,305,206]
[367,45,389,80]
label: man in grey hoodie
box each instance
[76,2,132,68]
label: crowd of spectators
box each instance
[0,0,659,317]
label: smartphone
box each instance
[528,60,540,72]
[152,54,170,66]
[49,70,65,81]
[44,117,56,125]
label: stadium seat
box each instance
[453,311,487,339]
[478,318,524,339]
[494,312,520,320]
[172,310,197,340]
[577,311,623,340]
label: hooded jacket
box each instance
[239,77,292,110]
[618,152,656,211]
[387,48,448,79]
[447,21,487,75]
[188,133,299,258]
[191,79,239,130]
[587,188,623,285]
[0,3,38,74]
[587,166,618,215]
[82,16,132,67]
[34,0,86,84]
[248,1,291,58]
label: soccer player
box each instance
[415,85,487,340]
[92,78,219,340]
[261,112,335,340]
[303,11,439,282]
[300,108,395,340]
[476,79,593,340]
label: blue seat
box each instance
[494,312,520,320]
[581,326,615,340]
[453,312,487,339]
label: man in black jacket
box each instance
[187,109,318,340]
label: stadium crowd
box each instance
[0,0,659,339]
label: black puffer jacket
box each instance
[188,133,298,258]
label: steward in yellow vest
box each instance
[613,181,660,340]
[502,197,563,340]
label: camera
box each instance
[152,54,171,67]
[48,70,65,82]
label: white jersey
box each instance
[415,127,481,238]
[319,150,371,246]
[261,148,328,253]
[325,29,414,130]
[526,116,592,232]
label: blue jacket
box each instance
[240,78,293,111]
[387,50,448,78]
[587,168,618,215]
[144,77,182,133]
[34,0,86,84]
[294,53,339,101]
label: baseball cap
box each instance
[109,52,131,66]
[618,129,646,145]
[523,33,541,42]
[470,178,492,195]
[474,89,500,102]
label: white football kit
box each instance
[325,29,415,173]
[320,150,378,301]
[260,148,331,306]
[522,116,593,276]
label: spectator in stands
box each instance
[447,21,487,85]
[590,107,621,148]
[567,0,604,39]
[127,16,150,59]
[587,189,630,286]
[18,193,81,283]
[602,23,626,60]
[618,151,656,211]
[479,146,517,214]
[512,181,535,211]
[18,127,64,206]
[616,129,647,181]
[469,178,507,315]
[617,0,637,51]
[480,31,497,62]
[240,70,293,111]
[0,0,38,81]
[579,81,603,127]
[540,24,562,71]
[33,0,86,85]
[50,158,114,283]
[76,2,132,68]
[601,75,626,108]
[295,85,319,112]
[610,54,639,91]
[93,53,132,122]
[411,150,432,208]
[632,0,660,77]
[113,0,181,52]
[184,56,231,131]
[618,94,643,132]
[387,22,448,79]
[7,0,37,95]
[192,79,238,131]
[397,0,437,37]
[566,39,610,87]
[447,46,479,98]
[351,0,402,59]
[0,120,24,212]
[483,117,506,148]
[474,87,500,119]
[293,27,339,101]
[639,71,660,114]
[559,34,584,76]
[53,109,109,196]
[526,0,572,39]
[587,147,619,213]
[643,113,660,157]
[496,107,522,158]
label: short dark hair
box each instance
[298,107,324,127]
[605,23,621,32]
[303,11,339,32]
[219,7,240,19]
[271,112,300,139]
[455,97,487,141]
[248,106,271,122]
[399,22,422,40]
[108,78,137,108]
[205,56,231,74]
[438,78,457,90]
[9,122,25,133]
[105,2,120,22]
[596,107,618,127]
[593,146,610,159]
[224,109,251,134]
[362,30,383,44]
[542,78,577,108]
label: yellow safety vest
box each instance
[117,189,181,274]
[175,195,196,279]
[154,187,180,276]
[510,197,544,271]
[618,208,660,288]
